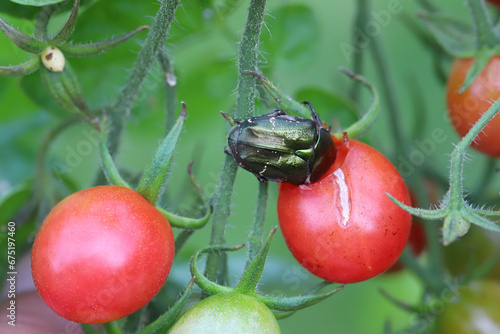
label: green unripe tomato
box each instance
[169,293,280,334]
[435,280,500,334]
[226,105,336,185]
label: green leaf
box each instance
[236,227,276,293]
[136,278,195,334]
[136,104,186,205]
[262,4,319,68]
[9,0,66,6]
[0,2,38,17]
[0,181,33,224]
[256,284,344,312]
[60,25,149,57]
[419,12,475,58]
[0,56,40,76]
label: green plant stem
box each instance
[106,0,180,156]
[448,97,500,202]
[205,0,268,284]
[369,21,406,155]
[175,229,194,256]
[205,156,238,282]
[349,0,368,102]
[34,4,60,40]
[103,322,123,334]
[245,181,269,270]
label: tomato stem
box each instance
[333,68,379,139]
[105,0,181,157]
[348,0,369,103]
[245,181,269,270]
[102,321,124,334]
[136,277,196,334]
[205,0,268,284]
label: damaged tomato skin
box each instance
[277,139,412,284]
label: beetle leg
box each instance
[302,101,321,125]
[263,110,287,117]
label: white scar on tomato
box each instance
[334,168,350,226]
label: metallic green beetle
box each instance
[226,103,337,185]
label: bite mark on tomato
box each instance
[333,168,350,227]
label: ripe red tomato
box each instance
[31,185,175,324]
[278,138,412,284]
[447,57,500,157]
[435,280,500,333]
[488,0,500,6]
[169,293,280,333]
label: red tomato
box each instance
[488,0,500,6]
[447,57,500,157]
[31,185,175,324]
[278,138,412,284]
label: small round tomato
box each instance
[435,280,500,334]
[169,293,281,334]
[278,138,412,284]
[31,185,175,324]
[446,57,500,157]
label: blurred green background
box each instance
[1,0,498,333]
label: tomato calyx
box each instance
[388,97,500,246]
[420,0,500,92]
[99,105,211,230]
[190,227,344,316]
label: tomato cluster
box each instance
[31,186,175,324]
[278,137,412,283]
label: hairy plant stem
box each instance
[106,0,180,156]
[205,0,268,284]
[449,98,500,201]
[245,181,269,270]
